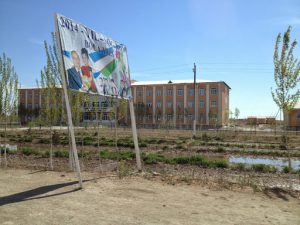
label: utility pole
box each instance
[193,63,197,138]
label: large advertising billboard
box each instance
[56,14,131,99]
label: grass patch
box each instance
[251,164,277,173]
[282,166,291,173]
[141,153,229,168]
[54,150,69,158]
[100,150,135,161]
[21,147,39,156]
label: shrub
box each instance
[39,139,50,144]
[232,163,246,171]
[216,146,225,153]
[157,139,166,144]
[21,147,39,156]
[83,136,94,145]
[162,145,168,150]
[139,142,147,148]
[251,164,277,173]
[100,150,135,161]
[54,150,69,158]
[202,133,210,142]
[282,166,291,173]
[175,144,184,149]
[142,153,166,164]
[279,144,287,150]
[52,131,60,145]
[212,159,229,168]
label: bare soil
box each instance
[0,168,300,225]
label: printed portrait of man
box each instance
[67,50,82,90]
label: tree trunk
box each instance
[50,126,53,170]
[283,110,292,189]
[4,115,7,167]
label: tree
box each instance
[234,108,240,120]
[0,53,18,167]
[272,26,300,126]
[272,26,300,175]
[234,107,240,132]
[39,37,62,170]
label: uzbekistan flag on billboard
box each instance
[55,13,132,99]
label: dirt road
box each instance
[0,169,299,225]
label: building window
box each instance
[28,93,32,98]
[137,102,144,108]
[27,104,32,108]
[157,114,161,121]
[199,88,205,96]
[188,101,194,108]
[210,88,218,95]
[177,89,183,96]
[188,114,193,121]
[102,113,109,120]
[167,101,173,108]
[34,104,39,109]
[147,102,152,108]
[199,100,205,108]
[177,114,184,120]
[146,89,153,96]
[137,90,143,97]
[167,114,173,120]
[199,113,205,122]
[211,100,217,108]
[157,101,162,108]
[189,88,195,96]
[297,113,300,119]
[146,114,152,120]
[167,89,172,96]
[176,101,183,108]
[156,89,162,96]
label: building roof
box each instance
[131,79,231,89]
[18,86,62,90]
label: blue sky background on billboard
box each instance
[1,0,300,118]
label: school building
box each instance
[130,79,230,128]
[288,102,300,130]
[18,79,231,128]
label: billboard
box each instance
[56,14,132,99]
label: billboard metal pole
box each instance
[54,13,83,188]
[193,63,197,138]
[126,50,142,171]
[129,100,142,171]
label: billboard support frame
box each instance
[129,100,142,171]
[54,13,83,188]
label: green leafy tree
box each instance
[272,26,300,175]
[0,53,18,167]
[40,39,62,170]
[272,26,300,126]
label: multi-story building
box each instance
[131,80,230,128]
[18,79,231,129]
[288,102,300,130]
[18,87,117,125]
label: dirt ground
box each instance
[0,169,299,225]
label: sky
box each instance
[1,0,300,118]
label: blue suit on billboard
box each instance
[67,67,82,90]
